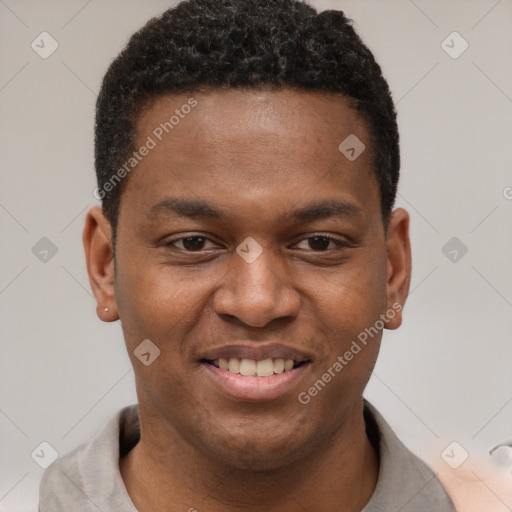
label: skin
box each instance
[83,89,411,512]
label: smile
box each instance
[204,357,307,377]
[201,357,311,402]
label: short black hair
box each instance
[95,0,399,239]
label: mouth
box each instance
[201,357,309,377]
[199,344,312,401]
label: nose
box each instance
[212,245,300,328]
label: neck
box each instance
[120,401,378,512]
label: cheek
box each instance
[115,262,205,352]
[115,265,211,417]
[306,249,387,390]
[302,264,385,421]
[317,252,388,328]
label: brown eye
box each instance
[167,236,211,251]
[307,236,331,251]
[182,237,207,251]
[294,235,347,252]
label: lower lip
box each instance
[202,362,311,402]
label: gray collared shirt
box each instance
[39,401,456,511]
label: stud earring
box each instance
[104,307,109,312]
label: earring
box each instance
[104,307,109,312]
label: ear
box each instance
[384,208,411,330]
[83,206,118,322]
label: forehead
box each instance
[122,88,380,228]
[135,88,371,161]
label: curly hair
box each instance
[95,0,400,238]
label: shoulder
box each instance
[362,400,457,512]
[38,405,139,512]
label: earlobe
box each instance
[82,206,119,322]
[384,208,411,330]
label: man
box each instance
[38,0,457,510]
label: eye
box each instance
[166,236,216,252]
[293,235,348,252]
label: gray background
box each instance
[1,0,511,510]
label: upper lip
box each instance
[200,343,312,363]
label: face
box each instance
[84,88,410,470]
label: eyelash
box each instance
[164,234,350,252]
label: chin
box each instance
[197,420,314,472]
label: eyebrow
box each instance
[146,197,363,223]
[291,200,362,223]
[147,198,224,220]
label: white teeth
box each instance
[212,357,299,376]
[239,358,257,376]
[256,358,274,377]
[273,358,285,373]
[284,359,294,371]
[228,357,240,374]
